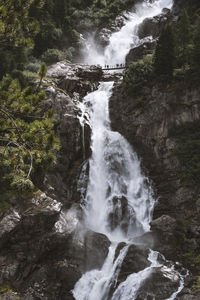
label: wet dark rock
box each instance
[126,41,156,65]
[116,243,150,283]
[102,73,123,82]
[109,196,129,232]
[138,9,172,39]
[135,267,180,300]
[0,193,61,249]
[0,203,110,299]
[172,0,184,15]
[150,215,176,255]
[84,230,111,271]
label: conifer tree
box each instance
[0,75,59,200]
[154,25,175,79]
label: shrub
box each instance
[41,48,75,64]
[124,56,153,95]
[41,49,66,64]
[24,61,41,73]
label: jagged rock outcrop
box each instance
[116,243,150,279]
[110,83,200,219]
[135,267,181,300]
[126,7,176,66]
[109,81,200,296]
[138,8,173,40]
[43,62,103,206]
[0,194,110,299]
[150,215,177,255]
[126,40,156,65]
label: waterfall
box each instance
[82,0,173,66]
[73,0,186,299]
[77,82,154,242]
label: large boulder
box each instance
[126,41,156,65]
[83,230,111,271]
[116,243,150,283]
[0,193,61,249]
[138,8,172,39]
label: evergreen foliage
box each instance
[0,75,59,202]
[124,56,153,95]
[0,0,137,209]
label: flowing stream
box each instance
[73,0,186,299]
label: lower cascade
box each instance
[72,82,186,300]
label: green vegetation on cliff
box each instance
[0,0,138,209]
[0,75,59,205]
[124,2,200,92]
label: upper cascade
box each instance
[81,0,173,67]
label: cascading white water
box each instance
[78,82,154,242]
[73,81,157,300]
[82,0,173,66]
[73,0,186,299]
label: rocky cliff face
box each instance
[109,80,200,298]
[0,62,113,300]
[44,62,103,207]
